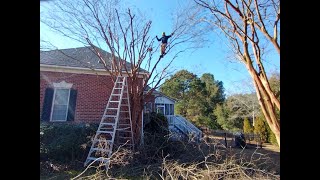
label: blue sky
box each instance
[40,0,280,96]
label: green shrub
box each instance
[256,113,279,146]
[266,123,278,146]
[253,117,268,143]
[144,112,169,134]
[40,123,98,163]
[243,118,253,134]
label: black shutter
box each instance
[67,89,77,121]
[41,88,54,121]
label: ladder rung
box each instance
[100,128,114,131]
[111,94,121,96]
[114,88,123,89]
[109,101,120,103]
[107,108,118,110]
[101,123,115,126]
[97,130,114,134]
[103,115,117,118]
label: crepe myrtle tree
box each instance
[41,0,205,144]
[193,0,280,146]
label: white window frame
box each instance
[156,103,174,115]
[50,81,73,122]
[156,104,165,115]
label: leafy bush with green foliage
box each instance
[253,117,268,143]
[266,122,278,146]
[256,112,279,146]
[243,118,253,134]
[40,123,98,163]
[144,112,169,134]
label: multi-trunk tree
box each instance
[41,0,203,144]
[194,0,280,146]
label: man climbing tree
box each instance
[156,32,174,58]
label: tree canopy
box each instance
[160,70,225,129]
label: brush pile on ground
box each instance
[72,114,279,180]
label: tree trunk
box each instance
[128,77,144,146]
[246,63,280,147]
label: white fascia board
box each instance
[40,64,149,78]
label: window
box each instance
[156,104,165,114]
[41,81,77,122]
[50,81,73,122]
[170,104,174,115]
[155,103,174,115]
[165,104,169,115]
[51,88,71,121]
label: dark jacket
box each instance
[156,35,172,44]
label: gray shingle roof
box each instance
[40,46,148,73]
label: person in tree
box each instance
[156,32,174,58]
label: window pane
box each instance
[52,89,70,121]
[156,106,164,114]
[52,105,68,120]
[165,104,169,115]
[54,89,69,105]
[170,104,174,115]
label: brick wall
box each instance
[40,71,157,142]
[40,71,114,123]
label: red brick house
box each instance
[40,47,154,140]
[40,46,201,142]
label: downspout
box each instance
[140,75,146,146]
[140,110,144,145]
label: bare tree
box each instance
[193,0,280,146]
[40,0,204,144]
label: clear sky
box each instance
[40,0,280,96]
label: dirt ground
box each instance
[205,134,280,175]
[41,134,280,179]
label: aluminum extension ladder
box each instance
[84,76,134,167]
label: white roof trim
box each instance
[154,92,177,102]
[40,64,148,78]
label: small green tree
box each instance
[254,117,268,143]
[243,118,253,134]
[259,111,279,147]
[267,125,278,146]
